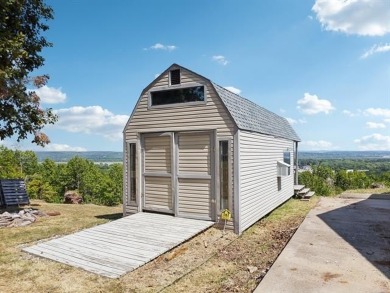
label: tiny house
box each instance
[123,64,300,234]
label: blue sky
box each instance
[3,0,390,151]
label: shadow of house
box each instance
[95,213,123,221]
[317,197,390,279]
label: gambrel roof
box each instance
[211,82,301,142]
[126,63,301,142]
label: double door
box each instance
[142,131,213,220]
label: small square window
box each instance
[170,69,180,85]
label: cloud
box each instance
[212,55,229,66]
[354,133,390,150]
[312,0,390,36]
[224,86,241,95]
[145,43,177,51]
[342,109,357,117]
[285,118,297,125]
[361,43,390,59]
[41,143,87,152]
[301,140,336,150]
[53,106,129,141]
[366,122,386,129]
[30,86,67,104]
[285,117,307,125]
[364,107,390,118]
[297,93,335,115]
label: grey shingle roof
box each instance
[212,82,301,142]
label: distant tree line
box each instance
[0,146,122,206]
[299,164,390,196]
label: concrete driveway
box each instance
[255,194,390,293]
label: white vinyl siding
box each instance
[238,130,294,233]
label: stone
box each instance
[64,190,83,204]
[247,265,258,273]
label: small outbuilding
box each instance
[123,64,300,234]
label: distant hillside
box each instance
[35,151,123,163]
[34,150,390,163]
[299,151,390,160]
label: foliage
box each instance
[0,0,57,145]
[0,146,123,206]
[26,173,58,202]
[299,163,377,196]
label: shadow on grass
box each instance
[95,213,123,220]
[318,197,390,279]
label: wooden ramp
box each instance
[23,213,214,278]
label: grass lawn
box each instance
[0,197,319,293]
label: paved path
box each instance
[23,212,214,278]
[255,195,390,293]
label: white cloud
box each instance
[41,143,87,152]
[301,140,336,150]
[354,133,390,150]
[312,0,390,36]
[224,86,241,95]
[343,109,357,117]
[364,107,390,118]
[384,118,390,124]
[286,117,297,125]
[297,93,335,115]
[285,117,307,125]
[145,43,177,51]
[366,122,386,129]
[361,43,390,59]
[212,55,229,66]
[53,106,129,141]
[30,86,67,104]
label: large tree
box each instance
[0,0,57,146]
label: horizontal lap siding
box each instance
[124,68,236,222]
[125,69,235,140]
[144,177,172,210]
[144,136,171,173]
[178,179,211,219]
[179,134,210,174]
[239,131,294,233]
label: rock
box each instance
[19,220,32,227]
[64,190,83,204]
[247,265,258,273]
[47,211,61,216]
[0,208,47,228]
[371,182,384,189]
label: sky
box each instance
[2,0,390,152]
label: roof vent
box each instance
[170,69,180,85]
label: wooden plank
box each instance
[23,213,214,278]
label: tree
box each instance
[0,0,57,146]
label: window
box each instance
[129,143,136,202]
[283,151,291,165]
[150,86,205,106]
[219,140,229,210]
[170,69,180,85]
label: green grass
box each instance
[0,197,319,293]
